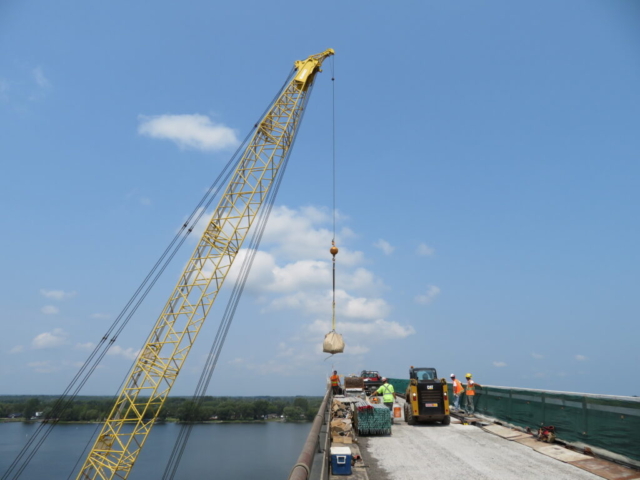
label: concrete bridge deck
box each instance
[325,397,639,480]
[360,416,605,480]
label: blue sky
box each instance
[1,1,639,397]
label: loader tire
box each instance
[441,415,451,426]
[405,403,416,425]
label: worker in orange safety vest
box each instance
[330,370,342,395]
[450,374,464,411]
[464,373,482,415]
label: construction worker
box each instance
[464,373,482,415]
[375,377,396,412]
[330,370,342,395]
[450,374,464,411]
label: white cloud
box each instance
[27,360,58,374]
[226,250,383,298]
[138,114,239,151]
[75,342,96,350]
[493,361,507,367]
[41,305,60,314]
[32,328,68,349]
[532,352,544,359]
[271,260,331,292]
[191,205,364,271]
[275,342,295,358]
[29,67,52,101]
[374,239,394,255]
[414,285,441,305]
[183,204,406,374]
[9,345,24,354]
[417,243,435,256]
[269,290,390,320]
[575,354,587,361]
[342,345,370,355]
[228,357,247,365]
[341,293,390,319]
[308,319,415,339]
[261,206,363,265]
[90,313,110,319]
[40,289,76,300]
[33,67,51,89]
[107,345,140,360]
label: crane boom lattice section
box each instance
[77,49,334,480]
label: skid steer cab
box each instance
[404,367,451,425]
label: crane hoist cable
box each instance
[323,56,345,356]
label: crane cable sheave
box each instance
[293,48,334,91]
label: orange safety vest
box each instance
[452,379,464,395]
[466,380,476,396]
[330,375,339,387]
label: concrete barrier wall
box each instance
[456,385,640,463]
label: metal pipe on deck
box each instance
[288,388,331,480]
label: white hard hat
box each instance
[450,374,455,377]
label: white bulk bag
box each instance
[323,330,345,354]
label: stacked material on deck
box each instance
[356,402,392,436]
[344,376,365,390]
[344,376,366,398]
[331,398,358,444]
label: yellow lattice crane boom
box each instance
[77,48,334,480]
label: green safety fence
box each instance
[448,384,640,463]
[387,378,409,395]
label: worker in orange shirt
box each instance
[464,373,482,415]
[450,374,464,411]
[330,370,342,395]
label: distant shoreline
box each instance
[0,418,309,425]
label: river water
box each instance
[0,421,311,479]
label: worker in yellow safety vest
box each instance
[330,370,342,395]
[464,373,482,415]
[450,374,464,411]
[375,377,396,411]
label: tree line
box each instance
[0,395,322,423]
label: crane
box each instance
[77,48,334,480]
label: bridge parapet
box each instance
[288,388,331,480]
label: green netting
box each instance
[387,378,409,394]
[453,385,640,463]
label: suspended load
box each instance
[323,241,345,354]
[323,330,345,354]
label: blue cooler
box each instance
[330,446,352,475]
